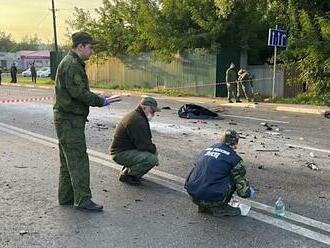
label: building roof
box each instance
[18,50,50,59]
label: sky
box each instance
[0,0,103,44]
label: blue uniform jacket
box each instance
[185,143,241,202]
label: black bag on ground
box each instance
[178,104,218,119]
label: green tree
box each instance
[69,0,329,100]
[0,31,16,51]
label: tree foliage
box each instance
[0,31,48,52]
[69,0,330,98]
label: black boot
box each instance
[119,168,142,186]
[76,200,103,212]
[210,203,241,217]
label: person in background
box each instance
[10,63,17,83]
[185,130,256,217]
[0,67,2,85]
[237,69,253,102]
[226,63,241,103]
[31,62,37,84]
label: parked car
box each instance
[22,68,31,77]
[37,67,51,78]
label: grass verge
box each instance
[271,92,330,106]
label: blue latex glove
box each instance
[249,187,257,198]
[102,97,111,107]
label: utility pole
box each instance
[272,24,278,99]
[51,0,58,52]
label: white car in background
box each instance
[37,67,51,78]
[22,68,31,77]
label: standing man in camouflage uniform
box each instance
[185,130,256,217]
[53,31,121,211]
[110,97,160,186]
[237,69,253,102]
[226,63,241,103]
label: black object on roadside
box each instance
[325,111,330,119]
[178,104,218,119]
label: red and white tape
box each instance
[0,96,53,104]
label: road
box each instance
[0,85,329,248]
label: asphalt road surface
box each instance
[0,85,329,248]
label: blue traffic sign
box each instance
[268,28,287,47]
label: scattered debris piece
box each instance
[182,133,188,136]
[256,149,280,152]
[275,128,281,132]
[305,162,319,171]
[135,199,143,202]
[309,152,316,158]
[102,189,109,192]
[258,165,264,169]
[260,122,272,130]
[19,230,28,236]
[94,123,109,130]
[14,165,28,169]
[229,121,237,125]
[265,131,281,136]
[161,106,171,110]
[299,137,304,141]
[318,195,326,199]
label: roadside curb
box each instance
[2,83,329,116]
[275,106,328,115]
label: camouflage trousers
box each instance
[237,82,252,100]
[54,118,91,207]
[226,83,239,101]
[112,150,158,178]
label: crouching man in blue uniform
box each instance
[185,130,256,217]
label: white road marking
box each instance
[286,144,330,154]
[250,211,330,246]
[0,122,330,245]
[222,114,289,124]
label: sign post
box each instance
[268,26,287,98]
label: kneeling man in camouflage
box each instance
[110,97,160,185]
[185,130,256,217]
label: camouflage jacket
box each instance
[230,160,250,198]
[185,143,251,202]
[53,51,103,120]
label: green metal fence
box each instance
[87,51,217,97]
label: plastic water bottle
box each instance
[275,197,285,217]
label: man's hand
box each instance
[102,95,122,106]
